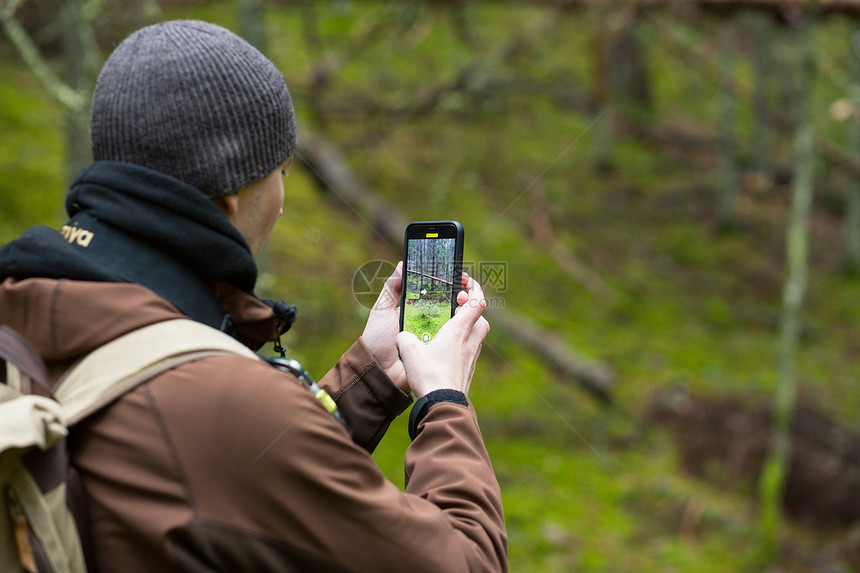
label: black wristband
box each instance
[407,389,469,441]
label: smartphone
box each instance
[399,221,464,344]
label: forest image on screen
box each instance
[404,237,455,343]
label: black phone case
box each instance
[399,220,464,332]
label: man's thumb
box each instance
[395,330,419,354]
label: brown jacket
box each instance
[0,277,507,572]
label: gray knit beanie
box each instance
[91,20,296,198]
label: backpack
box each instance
[0,319,259,573]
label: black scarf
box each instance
[0,161,294,333]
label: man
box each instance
[0,20,506,573]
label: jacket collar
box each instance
[0,161,295,349]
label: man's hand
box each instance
[361,261,408,392]
[395,273,490,399]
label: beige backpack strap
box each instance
[55,319,260,425]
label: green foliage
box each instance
[3,3,860,571]
[0,63,65,243]
[403,298,447,340]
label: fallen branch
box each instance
[297,129,615,404]
[296,131,408,249]
[487,308,615,404]
[405,269,454,287]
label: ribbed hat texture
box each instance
[91,20,296,198]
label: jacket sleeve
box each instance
[405,402,508,571]
[264,396,508,573]
[319,338,413,452]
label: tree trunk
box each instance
[749,9,774,191]
[717,21,739,230]
[609,10,651,119]
[592,5,615,174]
[238,0,266,51]
[758,15,815,564]
[846,27,860,273]
[61,0,98,183]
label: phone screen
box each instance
[400,221,464,344]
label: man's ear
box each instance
[213,193,240,218]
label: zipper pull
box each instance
[273,336,287,359]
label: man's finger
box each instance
[456,289,468,307]
[454,277,487,329]
[464,316,490,351]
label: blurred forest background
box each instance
[3,0,860,571]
